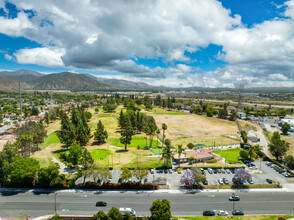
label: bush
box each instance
[205,158,217,163]
[241,131,247,143]
[50,215,64,220]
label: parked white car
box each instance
[217,210,228,216]
[119,208,136,215]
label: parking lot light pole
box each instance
[54,192,57,214]
[153,174,155,192]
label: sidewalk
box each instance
[1,186,294,194]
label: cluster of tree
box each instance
[59,142,94,167]
[44,108,61,125]
[153,95,176,109]
[119,168,148,183]
[0,142,65,187]
[57,105,91,146]
[180,167,206,187]
[15,121,47,157]
[269,131,290,161]
[118,109,158,150]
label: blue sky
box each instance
[0,0,293,87]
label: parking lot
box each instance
[78,162,293,189]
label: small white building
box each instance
[281,118,294,127]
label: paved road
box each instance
[1,190,294,217]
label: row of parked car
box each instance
[266,162,294,178]
[207,168,237,174]
[203,210,244,216]
[149,169,173,174]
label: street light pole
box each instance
[54,192,57,214]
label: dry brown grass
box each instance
[147,113,239,147]
[282,135,294,156]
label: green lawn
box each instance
[53,148,112,165]
[172,216,294,220]
[108,135,160,149]
[123,156,164,169]
[150,148,163,154]
[34,158,54,168]
[214,148,243,164]
[89,148,112,163]
[41,132,60,149]
[146,107,187,115]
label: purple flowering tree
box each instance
[234,168,252,181]
[181,167,206,186]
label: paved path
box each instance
[256,129,270,157]
[109,145,122,149]
[48,151,75,174]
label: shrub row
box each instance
[80,182,158,190]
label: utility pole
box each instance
[19,82,22,118]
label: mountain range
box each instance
[0,69,293,92]
[0,69,162,91]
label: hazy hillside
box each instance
[0,76,32,90]
[0,69,44,82]
[33,72,112,90]
[96,77,168,90]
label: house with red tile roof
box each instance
[173,148,214,163]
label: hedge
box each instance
[80,182,158,190]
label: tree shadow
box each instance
[0,188,30,196]
[115,149,128,153]
[91,141,105,146]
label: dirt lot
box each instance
[149,113,239,147]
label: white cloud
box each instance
[14,47,65,67]
[0,12,35,37]
[4,54,13,61]
[0,0,293,87]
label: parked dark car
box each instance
[217,168,222,173]
[266,179,273,184]
[221,169,226,174]
[203,210,215,216]
[96,201,107,206]
[223,178,229,185]
[213,169,218,174]
[164,169,168,174]
[231,169,235,174]
[232,210,244,216]
[229,195,240,201]
[202,180,208,185]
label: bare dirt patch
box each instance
[150,114,239,146]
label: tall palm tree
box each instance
[177,144,183,167]
[162,123,167,147]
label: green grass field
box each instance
[214,148,243,164]
[145,107,187,115]
[89,148,112,164]
[41,132,61,149]
[172,216,294,220]
[150,148,163,154]
[123,156,164,169]
[34,157,54,168]
[108,135,160,149]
